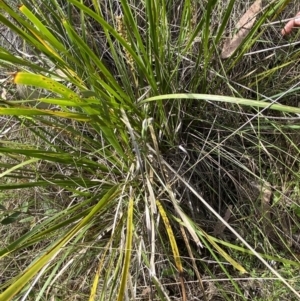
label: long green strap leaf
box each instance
[143,94,300,113]
[0,107,90,120]
[0,185,120,301]
[20,5,66,52]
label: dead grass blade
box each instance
[179,226,207,301]
[154,149,300,298]
[0,186,120,301]
[117,196,134,301]
[221,0,262,58]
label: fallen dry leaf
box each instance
[221,0,262,59]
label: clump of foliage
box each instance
[0,0,300,300]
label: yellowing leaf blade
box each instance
[200,229,247,274]
[156,200,183,273]
[13,72,79,100]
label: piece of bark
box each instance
[221,0,262,59]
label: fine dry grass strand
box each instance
[0,0,300,300]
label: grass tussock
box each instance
[0,0,300,300]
